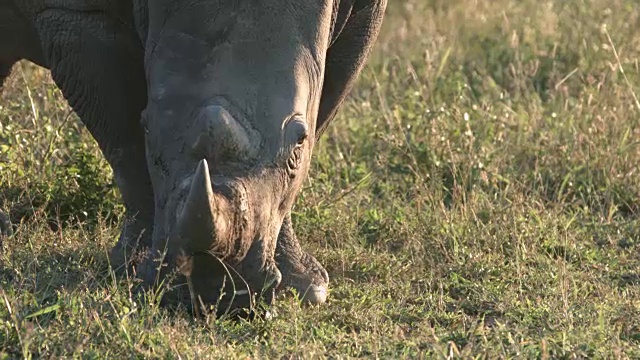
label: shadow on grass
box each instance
[0,183,121,235]
[616,273,640,287]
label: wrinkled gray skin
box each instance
[1,0,386,312]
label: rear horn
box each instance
[191,105,256,160]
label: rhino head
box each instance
[133,0,332,313]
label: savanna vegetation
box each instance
[1,0,640,358]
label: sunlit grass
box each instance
[1,0,640,357]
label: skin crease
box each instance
[3,0,387,313]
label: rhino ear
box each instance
[176,159,230,253]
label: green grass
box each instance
[2,0,640,357]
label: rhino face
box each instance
[134,1,333,312]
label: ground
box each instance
[1,0,640,358]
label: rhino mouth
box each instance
[171,250,278,319]
[158,158,281,316]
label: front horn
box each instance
[176,159,231,253]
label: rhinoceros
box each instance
[0,0,386,314]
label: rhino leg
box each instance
[275,214,329,304]
[33,10,154,273]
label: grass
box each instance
[2,0,640,357]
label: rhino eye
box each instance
[296,132,308,146]
[285,118,308,176]
[285,117,308,146]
